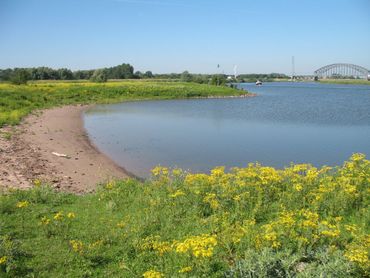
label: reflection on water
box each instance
[84,82,370,178]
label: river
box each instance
[84,82,370,178]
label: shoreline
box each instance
[0,93,255,193]
[0,105,129,193]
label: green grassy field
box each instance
[318,79,370,85]
[0,80,244,127]
[1,154,369,277]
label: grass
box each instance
[0,80,245,127]
[0,131,12,140]
[0,154,369,277]
[318,79,370,85]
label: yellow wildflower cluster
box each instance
[344,246,369,268]
[256,223,281,249]
[40,216,50,225]
[142,270,163,278]
[169,190,186,198]
[151,166,169,177]
[174,234,217,258]
[141,235,172,256]
[184,173,209,187]
[33,179,41,187]
[178,266,192,273]
[40,211,75,226]
[89,240,104,249]
[320,221,341,238]
[105,180,115,190]
[151,166,171,186]
[203,193,220,209]
[172,168,183,177]
[70,240,84,254]
[92,153,369,274]
[0,256,7,265]
[53,211,63,221]
[16,201,29,208]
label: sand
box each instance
[0,105,128,193]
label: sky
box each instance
[1,0,370,75]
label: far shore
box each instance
[0,105,129,193]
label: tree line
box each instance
[0,63,288,85]
[0,63,137,84]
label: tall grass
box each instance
[1,154,369,277]
[0,81,244,127]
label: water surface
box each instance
[84,82,370,178]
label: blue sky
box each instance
[1,0,369,74]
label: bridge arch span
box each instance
[314,63,369,79]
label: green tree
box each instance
[210,74,226,86]
[10,69,30,85]
[57,68,74,80]
[144,71,153,78]
[180,71,193,82]
[90,69,108,83]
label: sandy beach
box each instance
[0,105,128,193]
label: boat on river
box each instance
[256,80,262,86]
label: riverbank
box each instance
[0,105,128,193]
[0,81,248,192]
[0,81,246,127]
[318,79,370,85]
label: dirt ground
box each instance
[0,105,128,193]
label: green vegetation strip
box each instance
[0,81,244,127]
[1,154,369,277]
[318,79,370,85]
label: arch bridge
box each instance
[314,63,370,79]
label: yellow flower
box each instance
[67,212,76,219]
[233,194,241,201]
[172,168,182,176]
[40,216,50,225]
[141,235,172,256]
[53,211,63,221]
[211,166,225,177]
[169,190,186,198]
[70,240,84,254]
[151,166,168,177]
[350,153,366,162]
[203,193,220,209]
[89,240,104,249]
[294,183,303,191]
[344,246,369,267]
[179,266,192,273]
[105,181,115,190]
[174,234,217,258]
[344,224,357,233]
[117,221,125,228]
[143,270,163,278]
[321,229,340,238]
[33,179,41,187]
[16,201,29,208]
[278,211,295,227]
[0,256,7,265]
